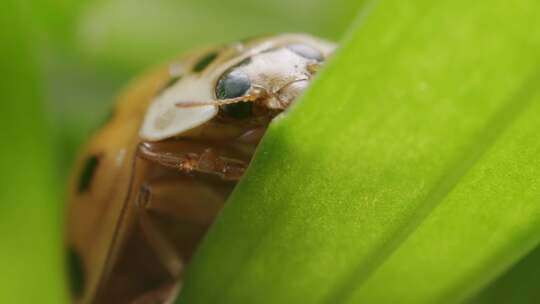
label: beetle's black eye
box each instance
[222,102,253,119]
[287,44,324,61]
[67,246,85,297]
[216,70,251,100]
[78,155,100,193]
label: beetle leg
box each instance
[138,143,248,180]
[136,185,184,279]
[196,148,247,180]
[131,282,180,304]
[129,185,183,304]
[131,176,228,303]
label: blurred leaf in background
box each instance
[75,0,356,69]
[0,1,66,303]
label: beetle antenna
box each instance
[175,96,250,108]
[175,86,266,108]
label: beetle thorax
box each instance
[228,47,316,110]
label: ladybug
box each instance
[66,33,336,304]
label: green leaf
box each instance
[0,2,67,303]
[178,0,540,303]
[472,244,540,303]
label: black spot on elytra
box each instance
[287,44,324,62]
[78,155,100,193]
[160,75,182,93]
[193,51,218,72]
[236,57,252,67]
[67,247,85,297]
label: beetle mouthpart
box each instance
[273,79,310,109]
[307,62,322,74]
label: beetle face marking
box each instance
[140,76,218,141]
[67,246,86,297]
[287,43,324,62]
[78,155,100,193]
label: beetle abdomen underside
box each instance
[97,137,254,303]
